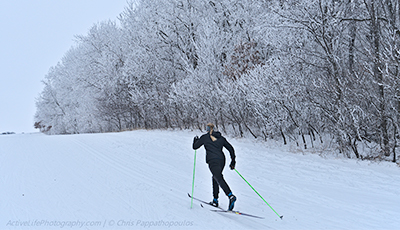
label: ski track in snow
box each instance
[0,130,399,230]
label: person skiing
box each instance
[192,123,237,211]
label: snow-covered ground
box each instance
[1,130,399,230]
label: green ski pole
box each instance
[235,168,283,219]
[190,150,197,208]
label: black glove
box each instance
[193,136,199,143]
[229,160,236,170]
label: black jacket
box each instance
[192,131,235,164]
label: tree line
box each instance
[35,0,400,162]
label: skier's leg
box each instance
[212,175,219,199]
[209,160,236,210]
[208,160,232,196]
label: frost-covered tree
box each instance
[34,0,399,163]
[35,21,127,133]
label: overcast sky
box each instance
[0,0,128,134]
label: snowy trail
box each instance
[1,130,399,230]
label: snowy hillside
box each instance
[1,130,399,230]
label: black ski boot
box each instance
[228,192,236,211]
[209,198,218,207]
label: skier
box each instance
[192,123,237,211]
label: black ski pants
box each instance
[208,159,232,199]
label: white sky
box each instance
[0,0,128,134]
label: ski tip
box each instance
[280,216,283,220]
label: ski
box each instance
[211,209,264,219]
[188,193,224,210]
[188,193,264,219]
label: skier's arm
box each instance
[192,135,205,150]
[225,138,236,159]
